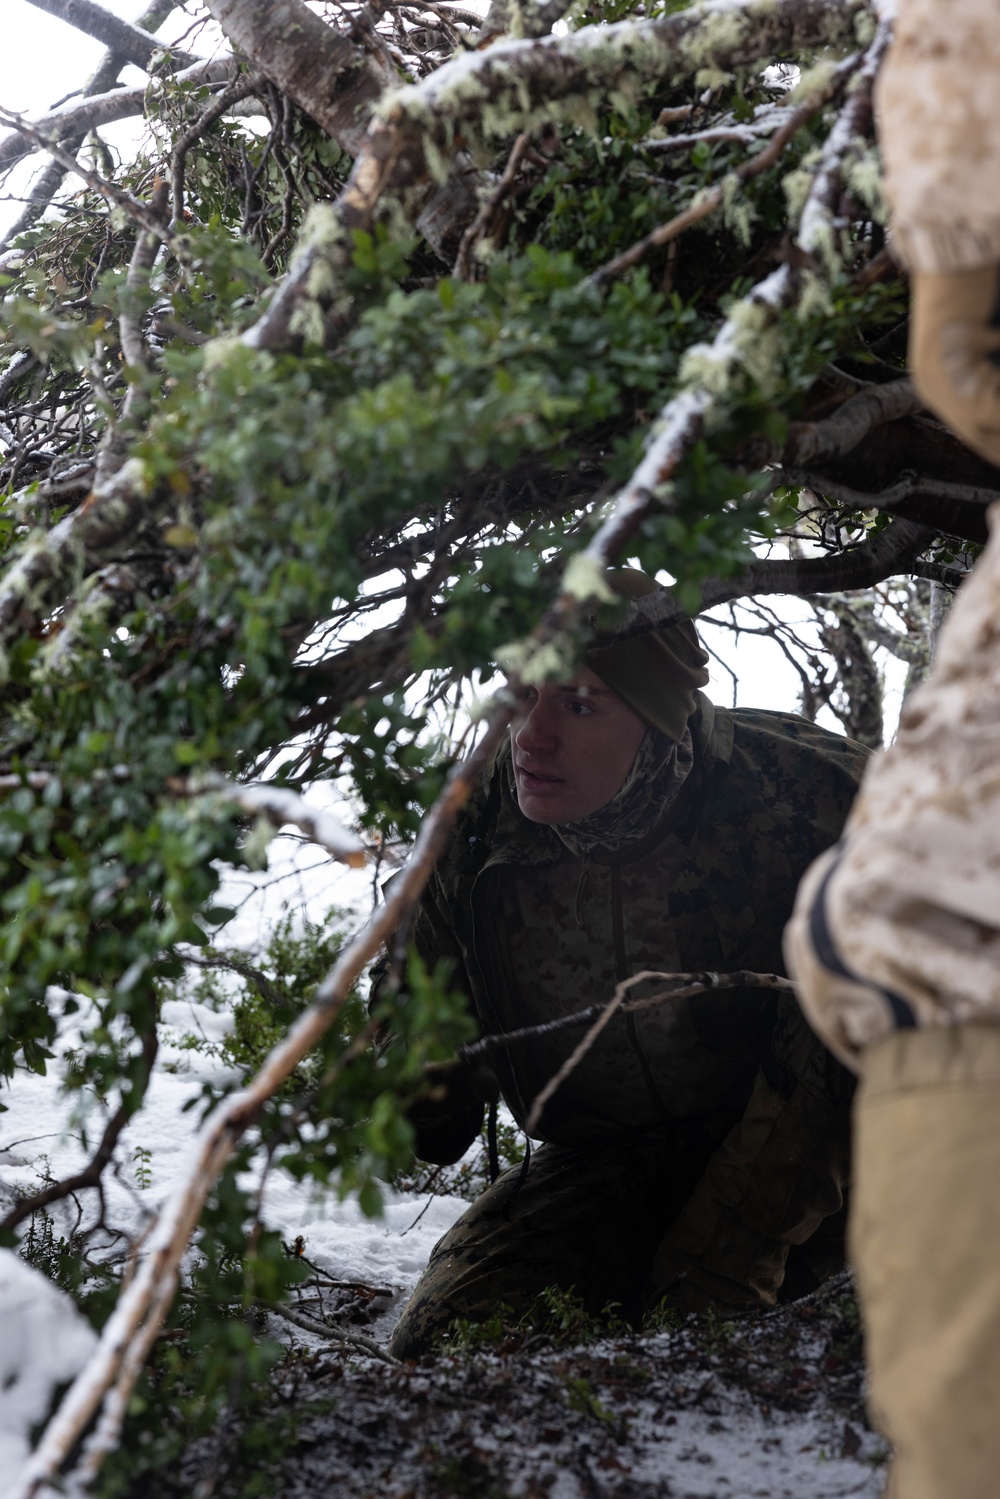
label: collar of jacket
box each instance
[480,692,735,872]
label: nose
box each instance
[514,696,557,756]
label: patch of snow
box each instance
[0,1249,97,1471]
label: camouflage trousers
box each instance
[389,1120,846,1360]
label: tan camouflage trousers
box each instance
[389,1120,845,1360]
[786,503,1000,1497]
[851,1026,1000,1499]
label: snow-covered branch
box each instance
[22,0,197,73]
[192,775,369,869]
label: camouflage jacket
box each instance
[386,696,868,1307]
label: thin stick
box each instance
[523,969,795,1133]
[264,1300,399,1363]
[462,969,796,1066]
[454,130,531,280]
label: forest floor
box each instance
[132,1271,889,1499]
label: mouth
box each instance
[515,763,563,790]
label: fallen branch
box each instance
[264,1299,399,1363]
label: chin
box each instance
[515,791,570,825]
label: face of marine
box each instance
[510,665,647,825]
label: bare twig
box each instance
[524,971,795,1131]
[462,970,796,1074]
[170,72,263,227]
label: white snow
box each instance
[0,1249,97,1471]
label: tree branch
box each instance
[21,0,197,72]
[612,517,937,640]
[741,378,921,468]
[345,0,866,227]
[202,0,393,158]
[241,0,865,352]
[0,58,235,178]
[0,459,164,647]
[184,774,369,868]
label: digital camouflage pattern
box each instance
[382,696,867,1356]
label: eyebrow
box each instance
[557,683,612,697]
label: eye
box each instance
[568,699,594,715]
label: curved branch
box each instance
[740,378,921,468]
[785,466,1000,518]
[613,516,938,639]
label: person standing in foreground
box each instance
[785,4,1000,1495]
[379,571,867,1360]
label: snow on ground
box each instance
[0,1248,97,1470]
